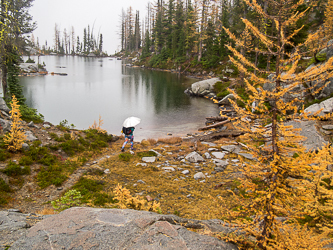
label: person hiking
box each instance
[121,126,135,151]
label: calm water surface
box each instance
[19,56,218,141]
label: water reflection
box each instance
[19,56,218,140]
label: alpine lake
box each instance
[19,56,219,141]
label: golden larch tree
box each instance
[220,0,333,248]
[4,95,26,151]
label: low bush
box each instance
[118,153,133,162]
[2,161,30,176]
[37,166,67,188]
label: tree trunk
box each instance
[2,62,7,99]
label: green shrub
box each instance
[37,166,67,188]
[118,153,133,162]
[19,156,33,166]
[0,178,11,192]
[2,161,30,176]
[59,140,84,156]
[20,105,44,123]
[0,149,11,161]
[51,189,82,212]
[93,193,116,206]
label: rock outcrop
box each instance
[6,207,238,250]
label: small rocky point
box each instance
[1,207,238,250]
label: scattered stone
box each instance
[57,187,63,191]
[25,131,37,141]
[146,195,154,202]
[200,180,206,183]
[22,143,29,151]
[104,169,110,174]
[162,167,175,172]
[43,124,51,129]
[185,152,205,163]
[182,170,190,175]
[137,180,146,184]
[28,121,34,127]
[194,172,205,180]
[208,148,218,151]
[142,157,156,163]
[187,194,192,198]
[211,152,226,159]
[214,167,226,173]
[214,159,229,168]
[204,152,211,159]
[136,163,147,167]
[231,159,239,163]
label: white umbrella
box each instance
[123,117,141,128]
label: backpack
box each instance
[122,127,133,135]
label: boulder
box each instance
[185,152,205,163]
[285,120,328,151]
[24,131,37,142]
[304,97,333,116]
[9,207,238,250]
[190,78,220,96]
[0,118,12,133]
[0,98,10,113]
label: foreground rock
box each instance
[9,207,238,250]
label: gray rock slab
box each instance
[214,159,229,168]
[142,156,156,163]
[211,152,226,159]
[9,207,238,250]
[285,120,328,151]
[236,153,255,161]
[221,145,240,153]
[185,152,205,163]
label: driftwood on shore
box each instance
[199,119,230,131]
[205,116,228,122]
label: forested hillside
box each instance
[119,0,327,74]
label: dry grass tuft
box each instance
[36,207,55,215]
[147,138,157,145]
[157,137,182,144]
[141,140,151,147]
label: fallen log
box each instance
[199,119,230,131]
[205,116,228,121]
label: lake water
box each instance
[19,56,218,141]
